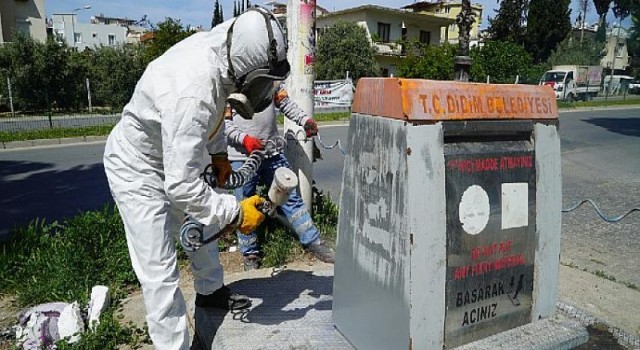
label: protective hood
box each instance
[225,7,289,80]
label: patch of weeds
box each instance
[573,322,626,350]
[312,187,339,245]
[626,283,638,291]
[55,307,150,350]
[594,270,617,282]
[561,261,578,268]
[589,258,606,266]
[260,224,298,268]
[253,186,340,267]
[0,205,137,307]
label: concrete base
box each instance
[193,266,588,350]
[453,316,588,350]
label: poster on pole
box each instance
[314,79,355,111]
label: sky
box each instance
[46,0,631,30]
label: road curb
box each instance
[1,105,638,150]
[2,135,108,150]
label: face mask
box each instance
[227,63,290,119]
[226,7,290,119]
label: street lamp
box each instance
[73,5,92,12]
[71,5,91,48]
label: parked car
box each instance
[629,80,640,94]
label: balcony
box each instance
[373,41,404,56]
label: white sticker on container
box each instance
[459,185,490,235]
[501,183,529,230]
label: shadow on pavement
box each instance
[0,160,113,241]
[191,307,229,350]
[584,117,640,137]
[225,270,333,325]
[191,270,334,349]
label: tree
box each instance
[612,0,633,19]
[526,0,572,63]
[315,21,379,80]
[86,45,146,110]
[628,4,640,78]
[143,18,195,64]
[470,40,543,84]
[487,0,529,44]
[593,0,611,28]
[211,0,223,28]
[547,36,605,66]
[397,42,457,80]
[578,0,592,41]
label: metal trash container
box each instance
[332,78,561,349]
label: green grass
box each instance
[0,187,340,347]
[0,124,115,142]
[7,98,640,143]
[557,97,640,109]
[0,205,137,306]
[1,112,351,143]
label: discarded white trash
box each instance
[88,285,110,329]
[14,285,111,349]
[57,302,84,343]
[15,302,67,349]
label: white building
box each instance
[601,25,631,73]
[317,5,453,77]
[51,13,128,50]
[0,0,47,43]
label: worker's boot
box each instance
[305,240,335,264]
[195,285,251,310]
[243,254,261,271]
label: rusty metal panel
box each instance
[352,78,558,121]
[443,140,537,348]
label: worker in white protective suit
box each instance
[103,7,290,350]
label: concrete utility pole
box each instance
[454,0,475,82]
[285,0,316,211]
[605,24,623,102]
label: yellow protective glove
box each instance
[238,195,266,234]
[210,152,232,186]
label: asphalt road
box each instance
[558,107,640,289]
[0,110,639,291]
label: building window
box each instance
[419,30,431,45]
[381,68,390,77]
[449,23,457,32]
[377,22,390,42]
[108,34,115,46]
[74,32,81,43]
[615,42,624,57]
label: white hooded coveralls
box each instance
[103,10,287,350]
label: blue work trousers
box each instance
[231,153,319,256]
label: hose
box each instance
[562,199,640,223]
[181,136,286,252]
[316,131,347,155]
[201,136,287,189]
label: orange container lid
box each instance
[352,78,558,121]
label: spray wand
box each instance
[180,166,298,252]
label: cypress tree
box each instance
[526,0,572,62]
[487,0,529,44]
